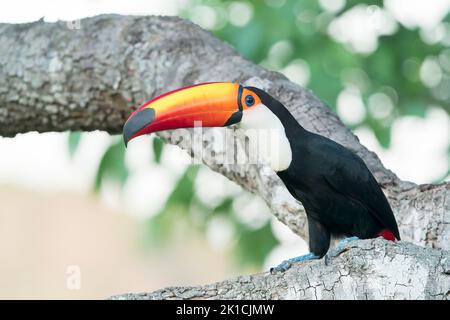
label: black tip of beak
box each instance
[123,108,155,147]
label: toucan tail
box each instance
[378,229,398,241]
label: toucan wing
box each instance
[316,138,400,240]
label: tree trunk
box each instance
[0,15,448,299]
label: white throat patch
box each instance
[239,104,293,172]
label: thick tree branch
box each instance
[110,239,450,300]
[1,15,445,249]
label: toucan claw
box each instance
[269,252,319,274]
[324,236,359,266]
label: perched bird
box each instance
[123,82,400,273]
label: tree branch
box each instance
[1,15,445,249]
[110,239,449,300]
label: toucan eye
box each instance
[245,95,255,107]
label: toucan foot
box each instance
[324,236,359,265]
[270,252,319,274]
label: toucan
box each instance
[123,82,400,273]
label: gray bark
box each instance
[111,239,449,300]
[0,15,448,299]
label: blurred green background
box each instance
[74,0,449,271]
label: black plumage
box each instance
[247,87,400,257]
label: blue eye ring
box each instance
[245,95,255,107]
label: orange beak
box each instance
[123,82,243,146]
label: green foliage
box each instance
[67,131,82,158]
[152,137,164,164]
[235,222,278,268]
[145,165,200,245]
[94,139,128,191]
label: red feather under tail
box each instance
[378,229,397,241]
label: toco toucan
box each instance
[123,82,400,273]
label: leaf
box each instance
[152,137,164,164]
[67,132,82,158]
[94,139,128,192]
[234,222,278,268]
[403,100,427,118]
[144,208,178,247]
[164,165,200,208]
[212,197,234,215]
[144,165,200,245]
[373,126,391,149]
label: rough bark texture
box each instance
[0,15,448,300]
[111,239,449,300]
